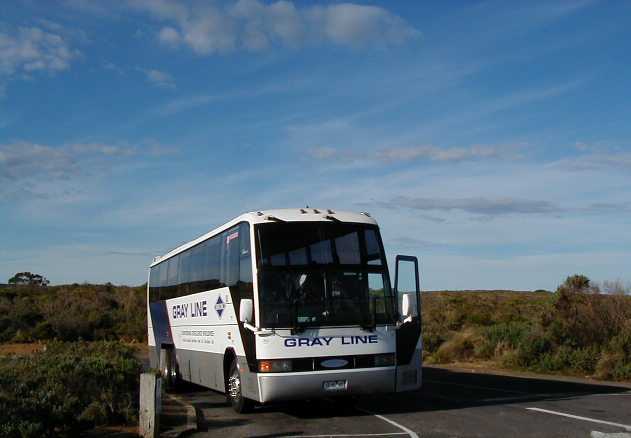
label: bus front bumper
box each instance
[257,367,396,403]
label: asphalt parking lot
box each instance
[175,366,631,438]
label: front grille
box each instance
[292,358,315,372]
[270,353,395,372]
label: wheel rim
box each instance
[228,368,241,401]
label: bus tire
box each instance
[227,358,254,413]
[160,347,179,392]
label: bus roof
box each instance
[149,208,378,267]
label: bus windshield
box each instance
[256,221,396,328]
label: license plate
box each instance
[323,380,347,392]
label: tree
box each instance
[8,272,50,287]
[558,274,597,294]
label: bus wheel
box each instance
[227,359,254,413]
[160,347,178,392]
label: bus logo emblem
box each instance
[215,296,225,318]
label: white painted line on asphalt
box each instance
[356,408,420,438]
[425,379,529,395]
[591,431,631,438]
[526,408,631,431]
[283,434,407,437]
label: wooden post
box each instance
[139,373,161,438]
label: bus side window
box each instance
[159,261,168,300]
[206,236,221,290]
[239,223,253,294]
[222,226,240,287]
[149,265,160,302]
[178,250,191,297]
[190,244,204,294]
[163,255,179,300]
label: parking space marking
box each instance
[355,408,419,438]
[526,408,631,431]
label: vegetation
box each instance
[0,273,629,438]
[0,341,142,437]
[7,272,49,287]
[422,275,631,381]
[0,283,146,343]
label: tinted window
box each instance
[202,237,221,291]
[239,222,253,285]
[189,243,205,291]
[178,250,191,296]
[335,232,360,265]
[365,229,382,265]
[162,255,180,300]
[258,222,385,267]
[223,226,241,287]
[256,222,393,328]
[310,240,333,265]
[148,222,252,302]
[149,264,161,302]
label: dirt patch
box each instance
[0,342,46,356]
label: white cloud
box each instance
[308,144,521,164]
[382,196,562,216]
[130,0,420,54]
[0,141,178,201]
[151,76,309,116]
[0,26,79,77]
[103,61,124,75]
[310,3,419,47]
[157,26,181,46]
[309,146,339,160]
[376,144,518,162]
[552,151,631,172]
[141,68,176,89]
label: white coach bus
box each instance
[147,209,422,412]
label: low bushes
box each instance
[422,276,631,381]
[0,341,142,438]
[0,283,146,343]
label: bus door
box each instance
[394,255,422,392]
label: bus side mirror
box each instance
[401,293,412,319]
[240,299,253,323]
[394,255,420,324]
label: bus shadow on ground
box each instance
[266,366,629,419]
[174,367,629,427]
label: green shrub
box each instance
[432,329,479,363]
[477,322,530,359]
[515,332,551,367]
[0,341,142,438]
[595,352,631,381]
[422,330,446,353]
[421,282,631,381]
[0,284,146,343]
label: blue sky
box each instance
[1,0,630,290]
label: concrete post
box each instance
[139,373,162,438]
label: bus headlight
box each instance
[374,353,395,367]
[258,359,293,373]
